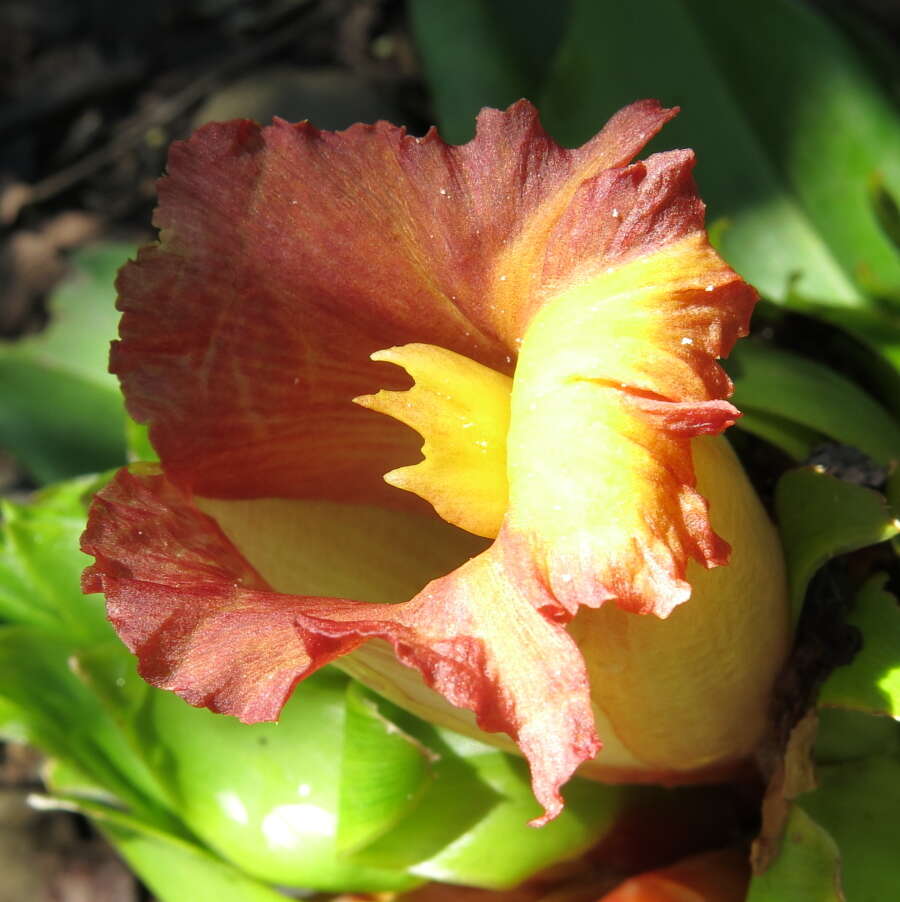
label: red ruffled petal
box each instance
[82,466,358,720]
[82,467,597,823]
[114,100,676,500]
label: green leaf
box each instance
[775,468,900,620]
[801,755,900,902]
[814,708,899,765]
[731,407,822,461]
[350,718,625,890]
[0,626,176,827]
[0,475,111,640]
[0,244,132,482]
[108,647,620,892]
[727,341,900,464]
[746,805,845,902]
[125,418,158,463]
[818,574,900,718]
[408,752,622,889]
[540,0,900,308]
[871,176,900,256]
[44,755,121,804]
[888,466,900,512]
[0,475,178,822]
[32,795,292,902]
[135,671,420,893]
[337,684,434,853]
[777,299,900,413]
[346,725,505,878]
[409,0,571,143]
[0,359,126,483]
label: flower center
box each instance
[354,343,511,539]
[355,235,745,616]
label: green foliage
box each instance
[337,683,435,854]
[727,341,900,463]
[540,0,900,310]
[0,245,132,482]
[746,806,844,902]
[814,708,899,765]
[31,795,291,902]
[800,756,900,902]
[768,299,900,417]
[349,711,625,889]
[125,419,158,463]
[774,468,900,620]
[819,574,900,719]
[416,0,900,310]
[409,0,571,143]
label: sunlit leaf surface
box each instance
[801,756,900,902]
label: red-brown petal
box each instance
[81,466,360,720]
[114,101,676,500]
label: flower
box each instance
[82,101,789,826]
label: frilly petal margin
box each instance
[504,226,756,620]
[81,466,598,825]
[81,466,357,720]
[113,100,677,502]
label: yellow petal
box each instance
[505,233,744,619]
[354,344,511,538]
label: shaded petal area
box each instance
[82,467,597,824]
[597,848,750,902]
[113,101,676,500]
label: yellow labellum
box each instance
[354,344,511,539]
